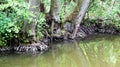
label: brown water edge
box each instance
[0,34,120,67]
[1,21,120,54]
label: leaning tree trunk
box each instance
[22,0,40,43]
[63,0,82,22]
[49,0,61,35]
[72,0,91,38]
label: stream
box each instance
[0,35,120,67]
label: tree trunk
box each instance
[22,0,40,43]
[49,0,60,23]
[72,0,91,38]
[49,0,61,35]
[63,0,82,22]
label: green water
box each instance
[0,35,120,67]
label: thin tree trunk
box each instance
[22,0,40,43]
[50,0,60,22]
[63,0,82,22]
[72,0,91,38]
[49,0,61,35]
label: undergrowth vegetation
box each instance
[0,0,120,46]
[87,0,120,27]
[0,0,44,46]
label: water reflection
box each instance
[0,35,120,67]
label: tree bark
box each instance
[49,0,60,23]
[49,0,61,35]
[22,0,40,43]
[63,0,82,22]
[72,0,91,38]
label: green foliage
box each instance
[87,0,120,27]
[0,0,30,46]
[37,13,46,39]
[43,0,51,13]
[0,0,120,46]
[59,0,76,22]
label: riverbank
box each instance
[0,42,48,55]
[0,22,120,54]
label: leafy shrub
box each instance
[0,0,30,46]
[37,13,46,39]
[87,0,120,27]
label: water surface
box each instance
[0,35,120,67]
